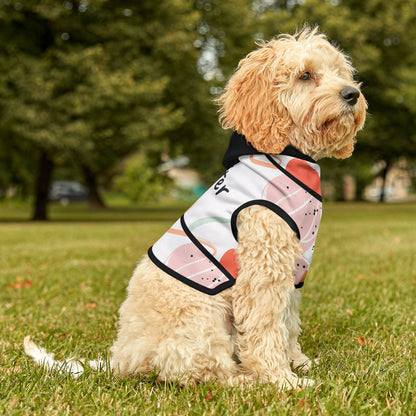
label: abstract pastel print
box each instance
[148,150,322,295]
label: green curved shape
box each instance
[188,216,229,231]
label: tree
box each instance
[0,1,194,219]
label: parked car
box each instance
[49,181,89,205]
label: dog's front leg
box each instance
[286,289,315,373]
[232,205,312,388]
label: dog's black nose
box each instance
[340,87,360,106]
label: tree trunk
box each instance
[379,160,391,203]
[32,150,54,221]
[81,164,106,209]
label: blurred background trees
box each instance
[0,0,415,219]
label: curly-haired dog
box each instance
[25,27,366,388]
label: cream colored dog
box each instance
[25,27,366,388]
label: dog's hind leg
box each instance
[151,299,241,385]
[110,258,240,384]
[232,205,314,388]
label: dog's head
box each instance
[218,27,367,160]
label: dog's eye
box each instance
[299,72,312,81]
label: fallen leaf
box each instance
[6,284,18,290]
[355,337,366,346]
[346,308,353,316]
[85,303,97,309]
[204,390,213,402]
[6,280,33,290]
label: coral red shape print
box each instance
[219,249,239,279]
[262,174,321,254]
[285,159,321,195]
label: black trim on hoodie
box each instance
[222,132,317,169]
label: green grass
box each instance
[0,202,415,415]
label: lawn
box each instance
[0,202,415,415]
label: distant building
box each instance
[364,158,414,202]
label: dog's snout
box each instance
[340,87,360,106]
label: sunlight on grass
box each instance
[0,202,415,415]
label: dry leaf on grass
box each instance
[204,390,213,402]
[6,279,33,290]
[85,303,97,309]
[355,337,366,346]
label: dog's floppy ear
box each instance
[218,45,292,154]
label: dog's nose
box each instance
[340,87,360,106]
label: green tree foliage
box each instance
[0,0,255,216]
[169,0,255,182]
[114,153,169,203]
[0,0,195,218]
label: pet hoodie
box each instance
[148,132,322,295]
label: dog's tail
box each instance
[23,336,106,378]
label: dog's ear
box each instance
[218,45,292,154]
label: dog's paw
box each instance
[279,374,315,390]
[298,377,315,388]
[293,355,319,373]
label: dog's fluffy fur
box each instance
[25,27,366,388]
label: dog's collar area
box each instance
[279,146,317,164]
[222,132,317,169]
[222,132,261,168]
